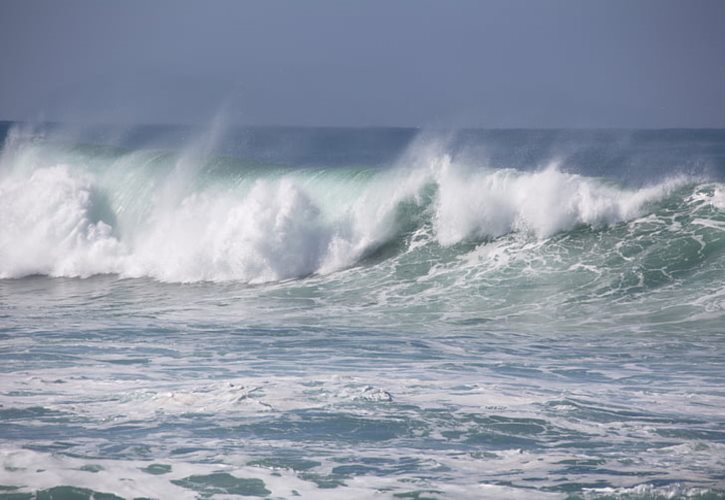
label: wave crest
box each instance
[433,159,684,244]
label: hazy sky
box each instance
[1,0,724,127]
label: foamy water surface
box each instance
[2,125,725,499]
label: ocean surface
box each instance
[1,122,725,499]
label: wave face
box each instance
[2,125,724,288]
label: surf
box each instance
[0,124,723,288]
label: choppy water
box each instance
[1,123,725,499]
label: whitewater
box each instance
[1,123,725,499]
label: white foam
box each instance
[433,161,683,244]
[711,187,725,209]
[0,165,122,278]
[126,178,332,282]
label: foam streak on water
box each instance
[1,125,725,499]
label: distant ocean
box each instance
[1,122,725,499]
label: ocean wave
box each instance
[0,132,722,284]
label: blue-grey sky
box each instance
[1,0,724,127]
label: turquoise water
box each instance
[1,124,725,499]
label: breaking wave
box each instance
[0,127,723,284]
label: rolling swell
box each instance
[0,128,723,293]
